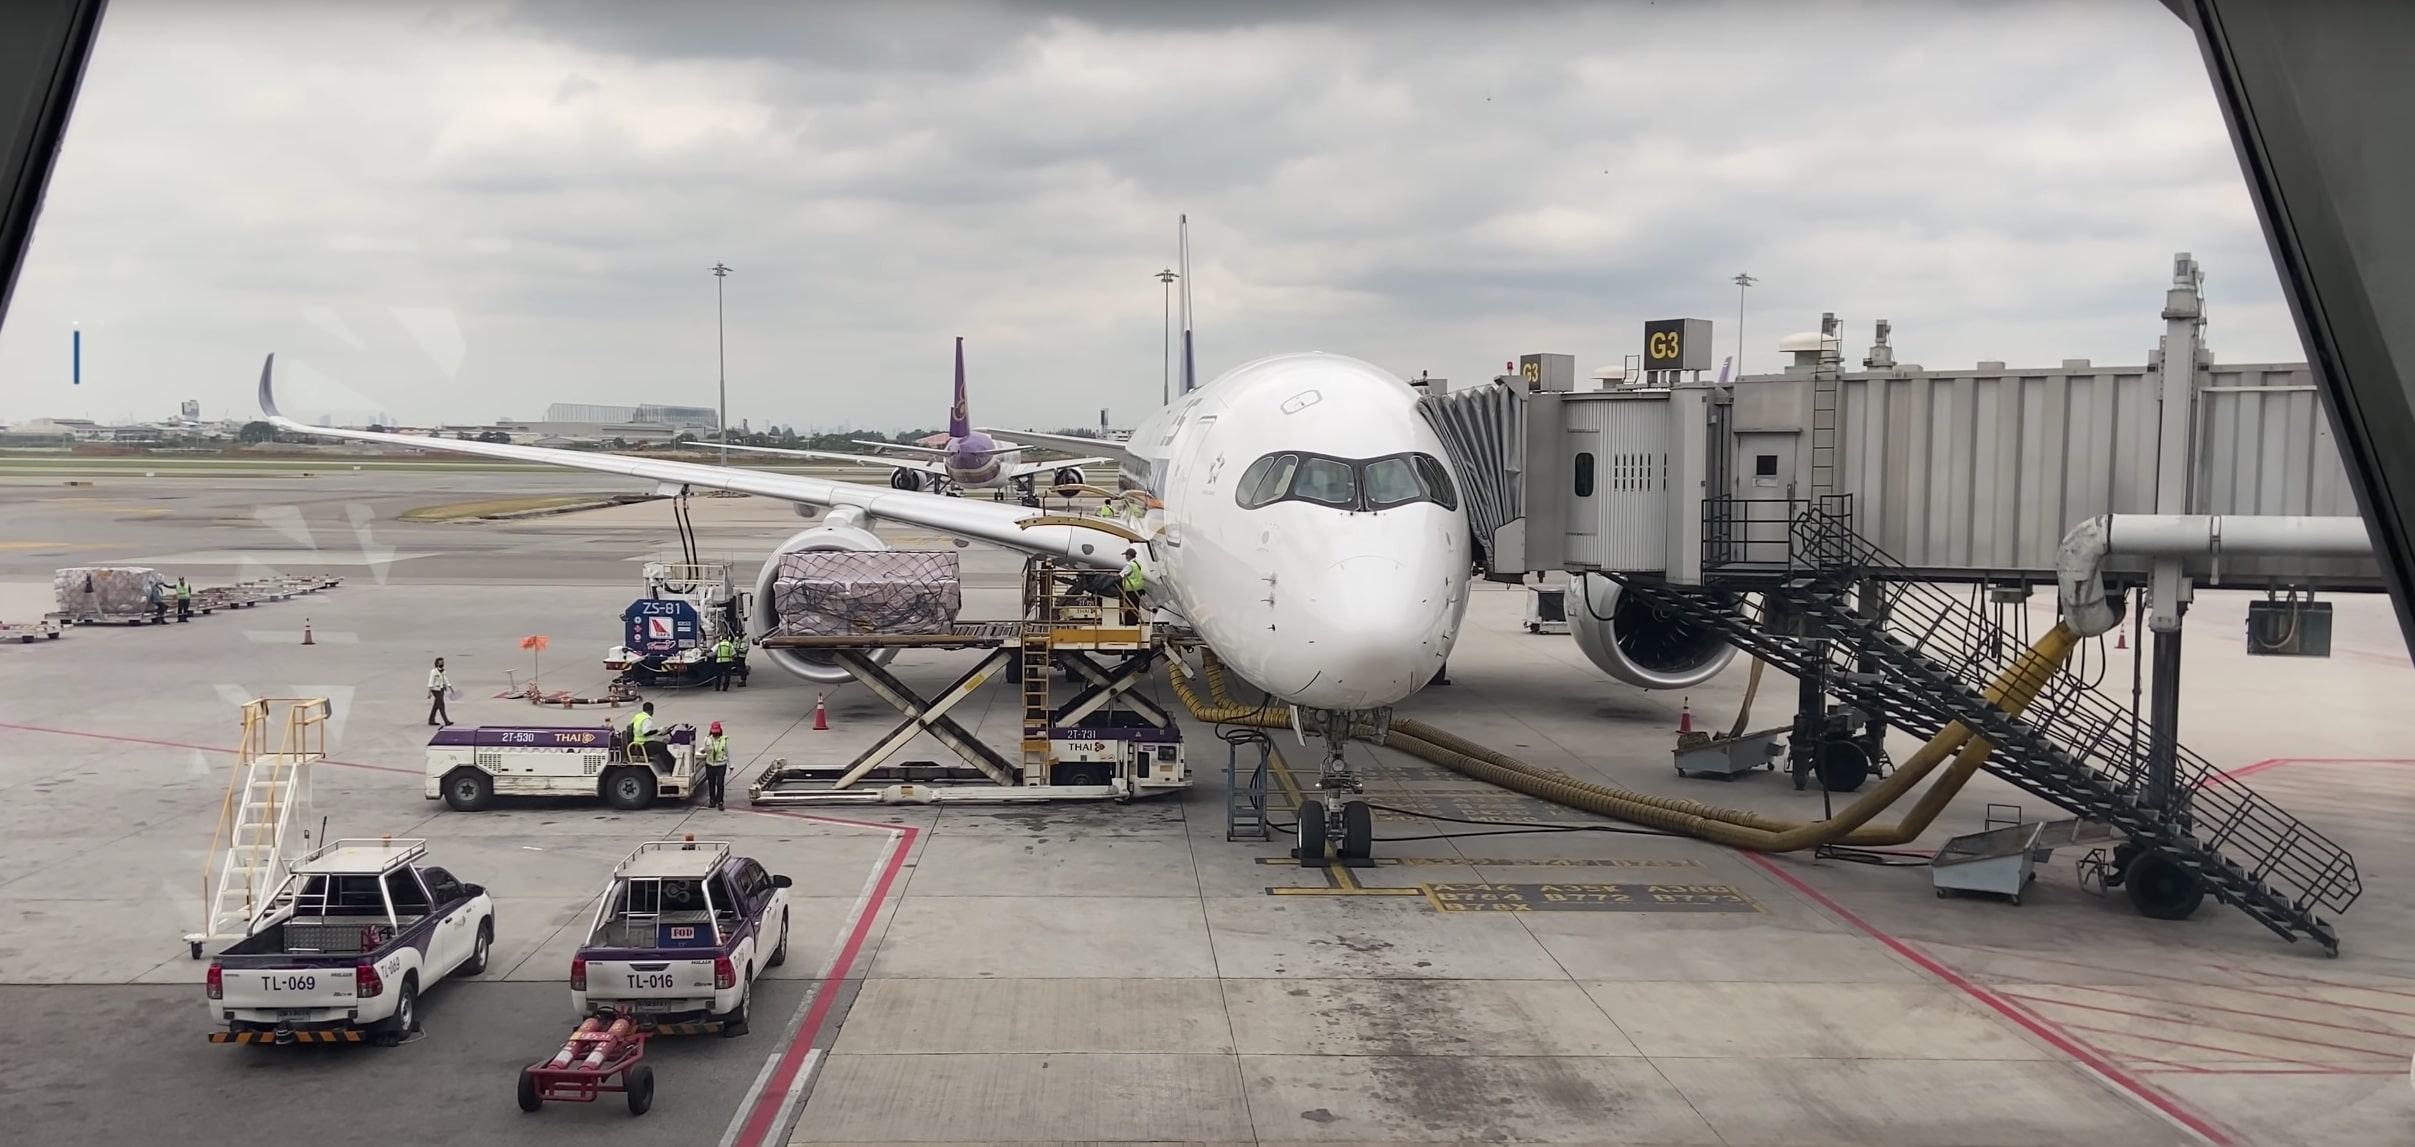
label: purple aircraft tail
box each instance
[947,336,971,438]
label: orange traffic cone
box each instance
[302,618,314,646]
[1677,698,1693,735]
[812,693,829,731]
[2114,628,2127,650]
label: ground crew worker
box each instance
[713,634,737,692]
[147,579,167,623]
[427,657,453,726]
[174,577,193,622]
[628,702,670,769]
[702,721,730,810]
[1096,497,1119,519]
[1118,547,1146,624]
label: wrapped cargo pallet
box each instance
[771,550,961,637]
[54,566,164,617]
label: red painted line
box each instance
[727,808,917,1147]
[0,720,415,774]
[2039,1017,2357,1072]
[2047,981,2408,1041]
[2200,756,2415,788]
[1739,852,2234,1146]
[1995,989,2397,1060]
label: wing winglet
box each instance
[257,353,281,419]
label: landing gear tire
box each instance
[1816,739,1872,794]
[443,768,495,812]
[1338,800,1373,861]
[603,766,658,811]
[1296,799,1327,866]
[2125,849,2206,921]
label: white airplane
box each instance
[713,337,1111,506]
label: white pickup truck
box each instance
[569,839,791,1037]
[205,838,496,1046]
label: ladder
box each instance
[1019,561,1059,784]
[188,698,330,957]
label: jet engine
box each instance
[1051,467,1085,490]
[748,517,902,685]
[889,469,924,491]
[1565,572,1736,691]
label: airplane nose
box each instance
[1297,554,1452,706]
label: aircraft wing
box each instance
[979,427,1136,468]
[848,439,950,456]
[252,355,1125,568]
[1004,456,1113,480]
[717,442,950,475]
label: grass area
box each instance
[399,496,607,521]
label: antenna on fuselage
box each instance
[1178,214,1197,395]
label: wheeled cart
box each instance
[518,1007,655,1116]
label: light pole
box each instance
[712,262,732,467]
[1732,272,1757,378]
[1156,268,1178,406]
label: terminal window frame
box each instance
[1234,450,1460,513]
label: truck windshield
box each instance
[1234,450,1458,513]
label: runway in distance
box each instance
[714,337,1109,506]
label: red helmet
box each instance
[709,721,723,734]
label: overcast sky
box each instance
[0,0,2298,431]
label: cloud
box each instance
[0,0,2296,433]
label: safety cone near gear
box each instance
[301,618,314,646]
[812,693,829,731]
[1677,698,1693,735]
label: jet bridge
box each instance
[1419,256,2377,952]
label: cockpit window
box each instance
[1363,457,1424,509]
[1235,453,1299,510]
[1413,453,1459,511]
[1293,458,1358,507]
[1232,450,1459,513]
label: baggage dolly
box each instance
[517,1005,655,1116]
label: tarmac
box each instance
[2,470,2412,1146]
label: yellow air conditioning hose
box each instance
[1169,624,2078,853]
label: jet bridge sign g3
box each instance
[623,600,700,655]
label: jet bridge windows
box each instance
[1234,450,1458,513]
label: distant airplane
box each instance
[716,337,1109,506]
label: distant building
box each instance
[545,402,719,430]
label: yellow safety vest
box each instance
[628,712,653,745]
[714,638,735,663]
[1120,560,1145,593]
[705,735,728,765]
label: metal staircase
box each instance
[188,697,331,957]
[1619,499,2360,953]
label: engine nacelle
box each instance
[1565,573,1736,691]
[1052,467,1085,490]
[749,522,901,685]
[889,468,924,491]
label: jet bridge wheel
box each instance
[1296,799,1328,866]
[1815,738,1872,794]
[2124,849,2207,921]
[1338,800,1374,861]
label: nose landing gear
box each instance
[1293,710,1376,867]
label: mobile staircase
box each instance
[185,697,331,958]
[1611,497,2361,953]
